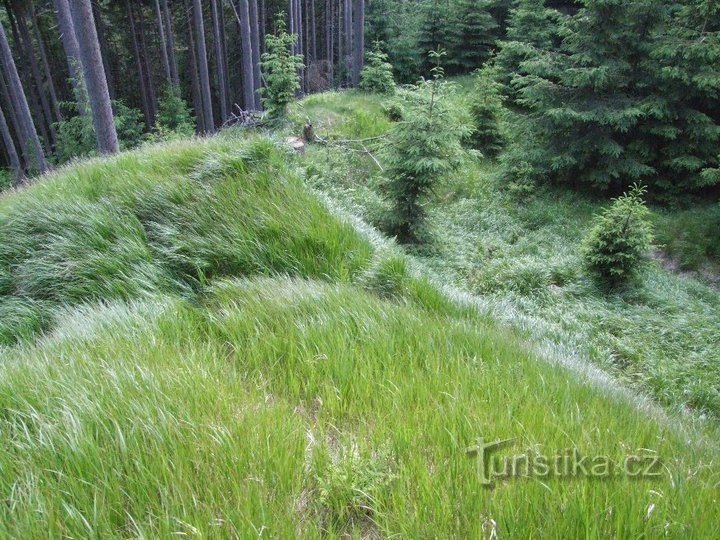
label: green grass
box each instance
[1,278,719,537]
[0,95,719,536]
[297,89,720,421]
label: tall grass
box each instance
[1,279,718,537]
[0,136,371,345]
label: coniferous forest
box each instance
[0,1,720,537]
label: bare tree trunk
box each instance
[0,68,23,164]
[327,0,334,87]
[30,2,61,122]
[53,0,86,115]
[0,21,48,171]
[154,0,172,84]
[249,0,262,109]
[233,0,256,111]
[92,1,115,99]
[136,3,157,126]
[185,0,204,133]
[192,0,215,133]
[343,0,351,86]
[161,0,179,86]
[70,0,119,154]
[0,102,22,182]
[11,1,56,146]
[310,0,316,62]
[127,1,153,129]
[210,0,229,121]
[351,0,364,86]
[260,0,266,53]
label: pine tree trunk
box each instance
[327,0,334,87]
[161,0,180,87]
[30,2,61,122]
[53,0,86,115]
[260,0,266,53]
[154,0,172,84]
[351,0,364,86]
[0,102,22,182]
[192,0,215,133]
[185,0,204,133]
[0,68,24,167]
[249,0,263,109]
[210,0,229,121]
[343,0,352,86]
[11,1,56,146]
[310,0,316,62]
[0,21,47,171]
[136,4,157,126]
[127,1,153,129]
[70,0,119,154]
[235,0,256,111]
[92,1,115,100]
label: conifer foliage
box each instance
[260,19,305,119]
[383,49,470,243]
[506,0,720,197]
[360,42,396,94]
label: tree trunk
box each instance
[92,1,115,99]
[234,0,256,111]
[127,1,153,129]
[351,0,364,86]
[0,21,47,171]
[0,68,23,166]
[70,0,119,154]
[344,0,351,86]
[260,0,266,53]
[0,102,22,182]
[326,0,334,86]
[161,0,180,87]
[249,0,263,109]
[192,0,215,133]
[184,0,204,133]
[53,0,86,115]
[310,0,317,62]
[11,1,57,146]
[154,0,172,84]
[210,0,229,121]
[30,2,61,122]
[136,4,157,126]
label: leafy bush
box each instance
[154,85,195,139]
[382,50,470,243]
[260,19,304,119]
[467,65,505,157]
[582,185,654,286]
[360,42,396,95]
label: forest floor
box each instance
[0,90,718,537]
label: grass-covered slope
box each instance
[0,136,370,346]
[292,88,720,420]
[0,133,719,537]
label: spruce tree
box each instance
[360,42,395,94]
[448,0,498,74]
[468,65,505,157]
[416,0,452,76]
[505,0,720,197]
[260,19,304,119]
[495,0,562,103]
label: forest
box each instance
[0,0,719,537]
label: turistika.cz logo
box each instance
[466,437,663,487]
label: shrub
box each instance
[582,185,654,286]
[382,49,470,243]
[260,19,304,119]
[0,169,12,192]
[360,42,396,95]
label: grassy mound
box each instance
[0,277,718,537]
[0,130,718,536]
[0,136,370,346]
